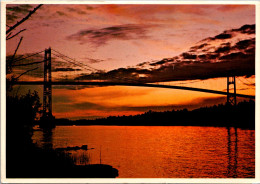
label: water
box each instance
[32,125,255,178]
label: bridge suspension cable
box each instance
[52,48,100,72]
[243,77,254,84]
[8,47,255,122]
[12,60,44,67]
[16,67,39,79]
[9,50,45,63]
[237,77,255,86]
[52,53,93,72]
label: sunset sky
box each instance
[6,4,255,119]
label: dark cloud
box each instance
[75,54,255,83]
[204,25,255,42]
[67,7,87,15]
[149,61,164,66]
[85,58,106,64]
[52,68,81,72]
[67,24,152,46]
[7,4,32,13]
[8,24,256,88]
[201,25,254,43]
[189,43,208,52]
[85,5,94,10]
[15,24,251,85]
[213,33,232,40]
[215,45,231,53]
[6,14,18,23]
[54,96,227,115]
[56,11,66,16]
[182,52,197,59]
[232,24,255,34]
[74,24,255,83]
[75,67,151,83]
[244,83,255,87]
[149,58,174,66]
[203,33,233,42]
[234,38,255,50]
[160,56,254,81]
[219,51,248,60]
[53,85,88,90]
[6,4,33,23]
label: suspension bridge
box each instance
[7,47,255,126]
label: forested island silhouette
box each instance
[52,100,255,129]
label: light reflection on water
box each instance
[32,126,255,178]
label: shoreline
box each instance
[38,124,255,130]
[38,100,254,129]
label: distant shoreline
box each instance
[37,100,255,130]
[51,124,255,130]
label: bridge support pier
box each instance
[40,47,55,128]
[227,76,236,106]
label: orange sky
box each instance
[6,4,255,119]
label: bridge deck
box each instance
[10,81,255,99]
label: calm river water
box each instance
[32,126,255,178]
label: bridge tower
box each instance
[227,76,236,106]
[41,47,54,127]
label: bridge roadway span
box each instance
[12,81,255,99]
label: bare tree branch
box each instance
[7,37,23,74]
[11,50,44,63]
[6,4,43,34]
[16,67,39,79]
[12,37,23,61]
[6,4,43,91]
[6,32,12,39]
[6,29,26,40]
[13,60,44,67]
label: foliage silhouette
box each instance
[6,91,118,178]
[55,100,255,129]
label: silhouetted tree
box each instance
[6,90,42,177]
[66,100,254,129]
[6,90,41,147]
[6,4,43,91]
[6,4,43,39]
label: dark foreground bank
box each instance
[53,100,255,129]
[6,142,118,178]
[6,92,118,178]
